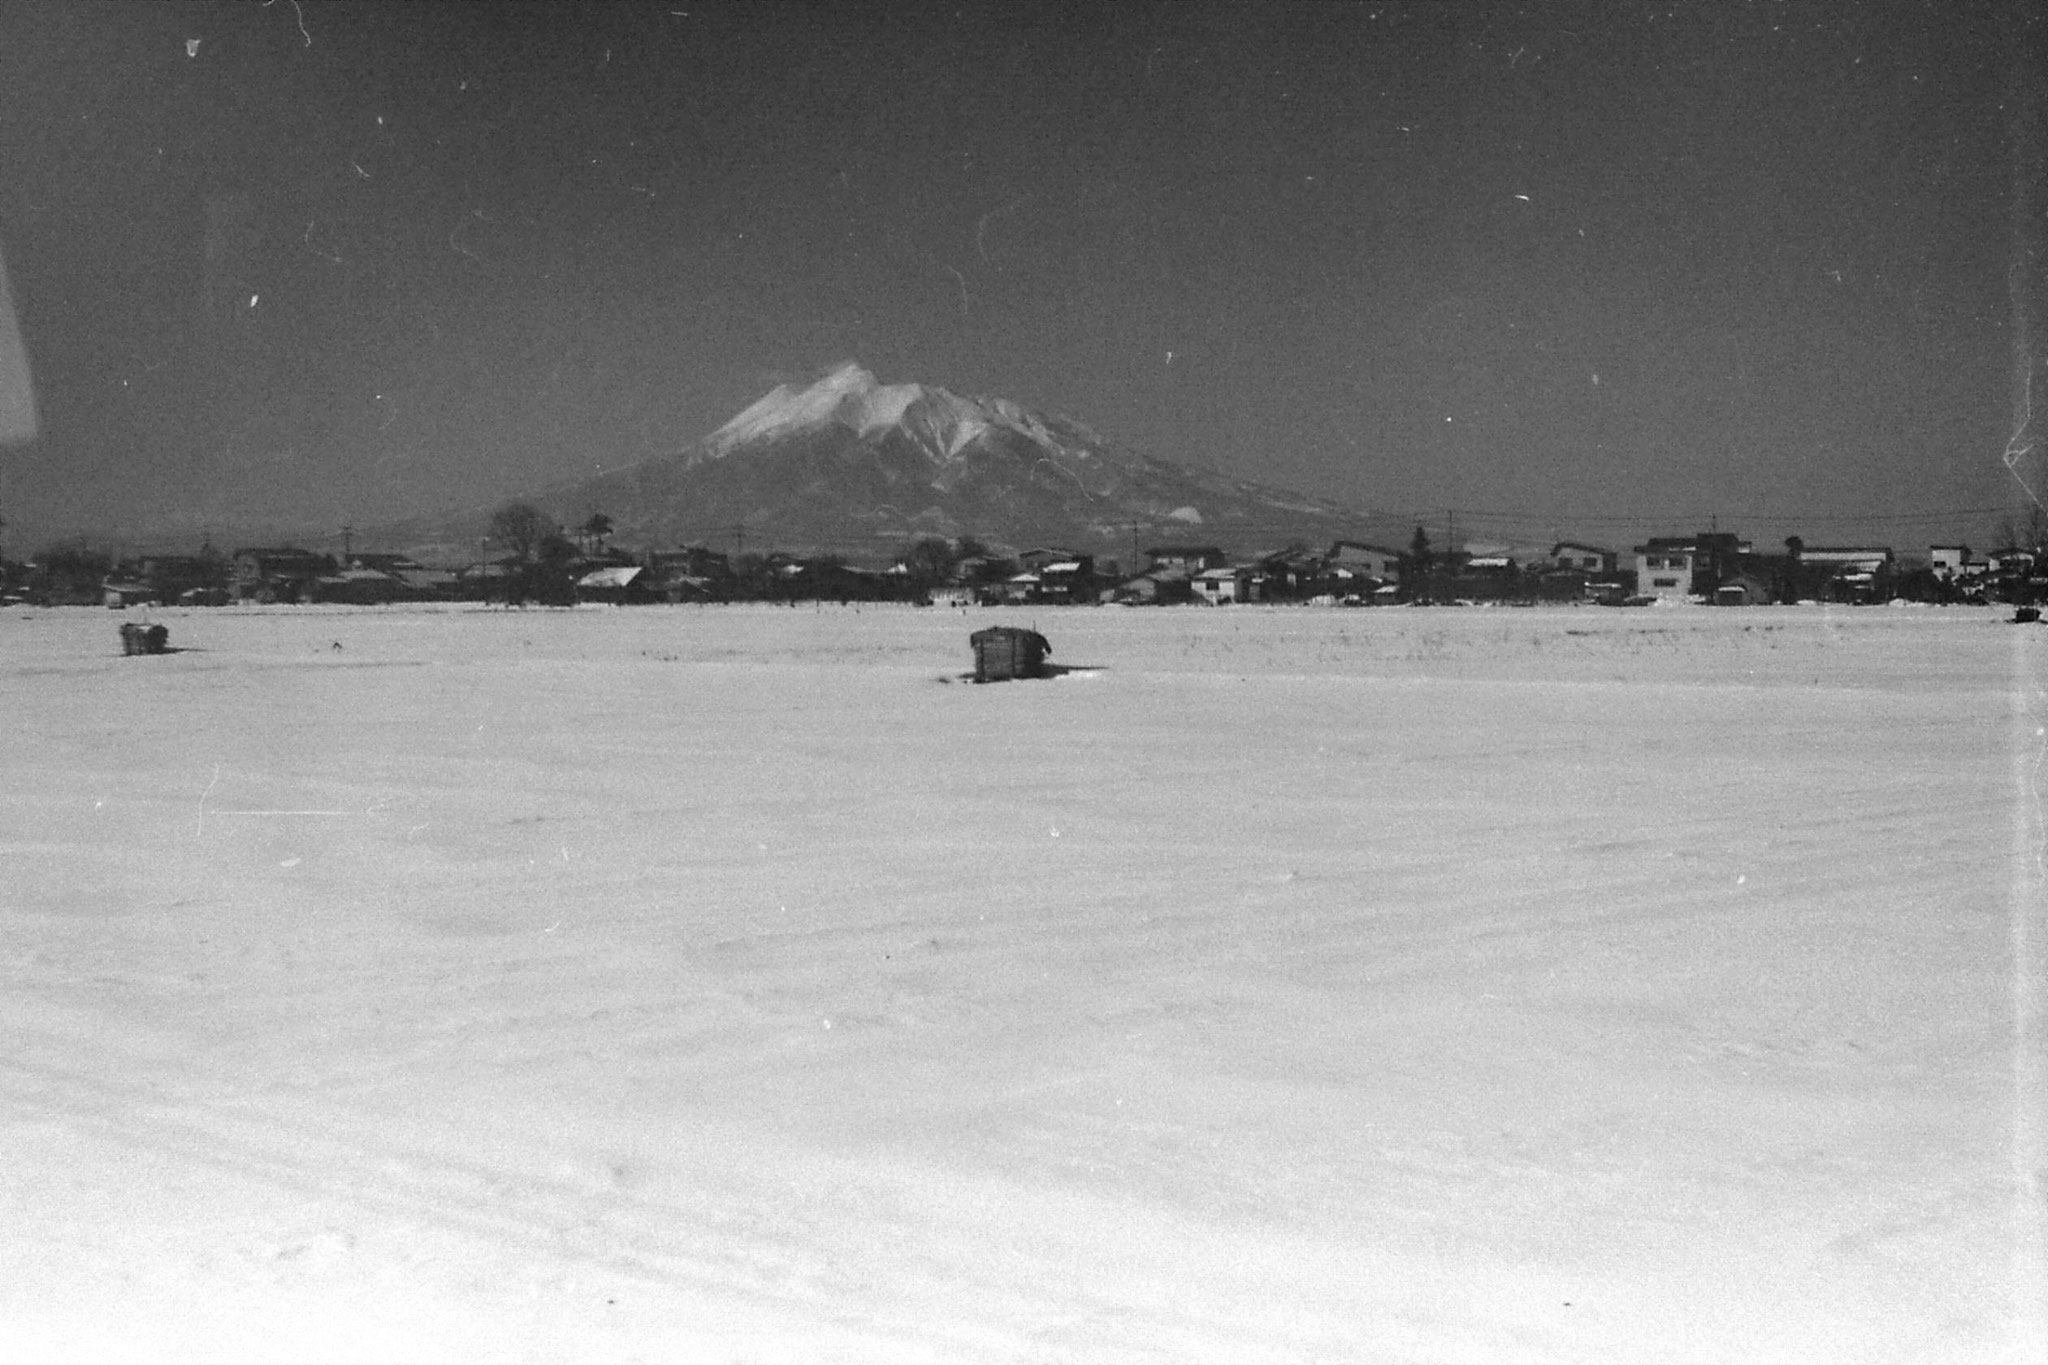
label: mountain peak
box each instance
[408,364,1381,561]
[701,361,1059,467]
[704,361,887,456]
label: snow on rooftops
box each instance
[576,565,643,590]
[1797,546,1894,565]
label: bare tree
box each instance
[900,536,954,587]
[1993,505,2048,554]
[489,501,552,564]
[488,501,574,604]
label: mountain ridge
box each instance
[387,362,1388,562]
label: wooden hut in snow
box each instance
[118,622,169,655]
[969,626,1050,682]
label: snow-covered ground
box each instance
[3,602,2042,1364]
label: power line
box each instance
[1408,505,2013,527]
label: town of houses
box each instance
[0,522,2035,611]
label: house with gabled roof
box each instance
[1108,566,1191,605]
[1797,546,1893,574]
[995,570,1041,604]
[1144,545,1225,575]
[309,567,405,604]
[575,564,657,604]
[1325,540,1403,581]
[233,547,334,603]
[1033,556,1095,604]
[1550,541,1616,574]
[1255,545,1324,600]
[347,552,425,575]
[1793,546,1895,602]
[1018,547,1086,573]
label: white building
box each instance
[1192,566,1257,604]
[1633,540,1697,603]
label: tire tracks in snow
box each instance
[0,1039,1351,1362]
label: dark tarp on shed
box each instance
[970,626,1050,682]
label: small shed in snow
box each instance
[969,626,1051,682]
[118,622,169,655]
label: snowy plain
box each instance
[2,601,2043,1364]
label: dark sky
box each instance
[0,0,2037,554]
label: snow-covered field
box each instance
[3,602,2043,1364]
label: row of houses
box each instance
[5,539,939,609]
[1628,536,2038,605]
[1101,536,2033,607]
[928,541,1579,607]
[209,536,2048,609]
[231,545,752,605]
[3,545,729,608]
[9,527,2035,610]
[1089,540,1613,606]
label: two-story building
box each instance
[1929,545,1971,580]
[232,547,334,603]
[1144,545,1226,576]
[1192,565,1257,604]
[1633,533,1753,603]
[1254,546,1325,600]
[1633,539,1698,603]
[645,546,734,601]
[1324,540,1403,582]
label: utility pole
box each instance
[341,524,354,564]
[733,522,745,559]
[2004,0,2040,517]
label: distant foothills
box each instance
[2,363,2038,608]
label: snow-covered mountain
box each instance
[700,362,1095,467]
[403,362,1381,561]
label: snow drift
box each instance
[2,603,2042,1363]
